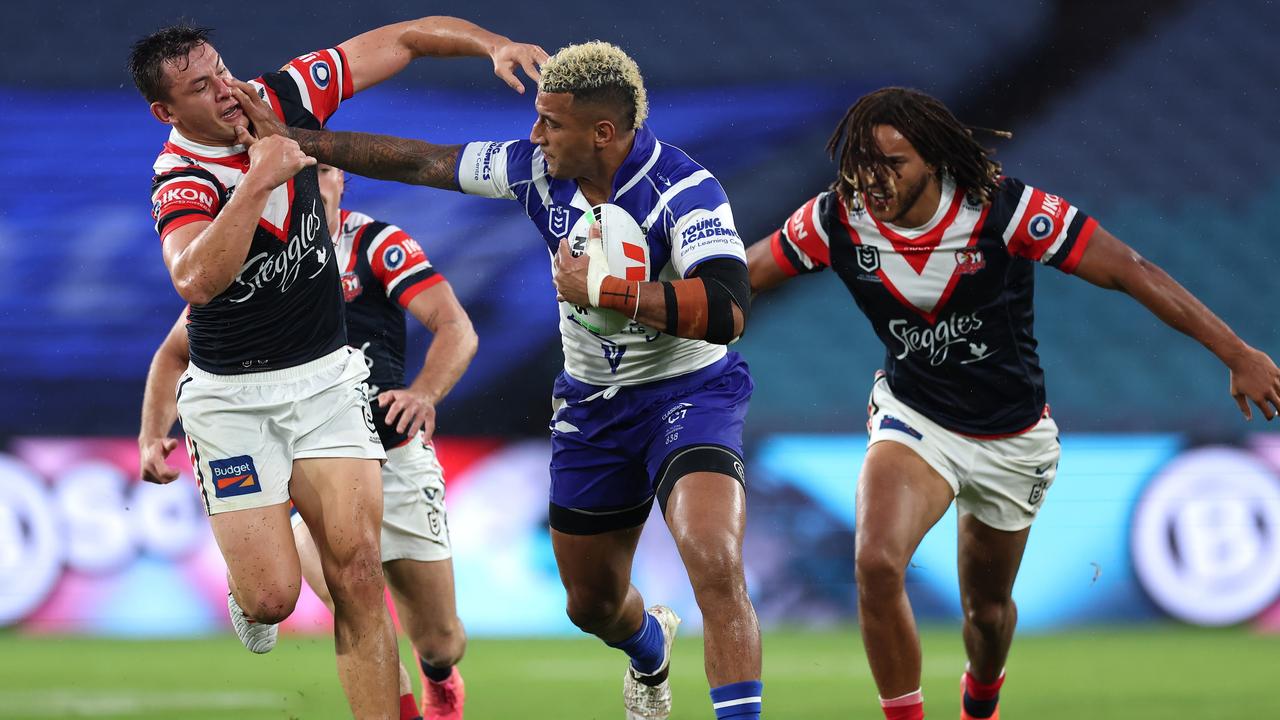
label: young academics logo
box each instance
[209,456,261,498]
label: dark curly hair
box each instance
[128,24,213,103]
[827,87,1010,209]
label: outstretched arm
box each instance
[139,313,191,484]
[232,82,461,190]
[338,16,547,94]
[746,234,796,293]
[1073,226,1280,420]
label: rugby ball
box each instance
[568,203,650,336]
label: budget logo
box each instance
[210,455,261,498]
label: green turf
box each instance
[0,625,1276,718]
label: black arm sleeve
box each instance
[692,258,751,344]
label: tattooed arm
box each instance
[231,80,461,190]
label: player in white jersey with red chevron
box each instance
[130,19,544,718]
[747,87,1280,720]
[232,40,764,720]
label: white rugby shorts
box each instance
[290,436,452,562]
[178,346,386,515]
[866,374,1060,531]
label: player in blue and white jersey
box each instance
[233,40,763,720]
[747,87,1280,720]
[130,20,544,718]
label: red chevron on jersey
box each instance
[865,189,964,274]
[280,48,352,125]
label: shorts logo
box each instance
[1028,213,1055,241]
[383,245,406,271]
[1027,480,1048,505]
[955,248,986,275]
[210,455,261,498]
[310,61,331,90]
[856,245,880,273]
[879,415,923,441]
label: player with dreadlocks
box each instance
[747,87,1280,720]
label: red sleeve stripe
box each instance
[333,46,353,101]
[769,230,801,277]
[395,274,446,309]
[786,195,830,267]
[1058,217,1098,274]
[158,212,212,244]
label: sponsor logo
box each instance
[548,206,570,237]
[680,216,739,247]
[662,402,693,424]
[228,200,330,303]
[340,271,363,301]
[383,245,405,271]
[209,455,261,498]
[879,414,923,441]
[478,142,503,181]
[887,312,994,366]
[955,248,986,275]
[856,245,880,273]
[156,185,216,214]
[310,61,330,90]
[733,460,746,482]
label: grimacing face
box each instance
[529,91,601,180]
[150,42,246,145]
[860,124,935,225]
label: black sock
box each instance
[963,690,999,719]
[419,658,453,683]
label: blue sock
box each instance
[605,610,665,674]
[711,680,763,719]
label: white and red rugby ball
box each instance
[567,203,650,336]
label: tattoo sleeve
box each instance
[290,128,462,190]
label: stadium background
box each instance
[1,0,1278,717]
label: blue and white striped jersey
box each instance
[456,126,746,385]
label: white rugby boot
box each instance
[623,605,681,720]
[226,591,278,654]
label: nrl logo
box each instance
[856,245,880,273]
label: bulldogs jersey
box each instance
[770,176,1098,435]
[150,48,353,374]
[456,125,747,386]
[334,209,444,448]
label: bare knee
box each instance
[240,586,300,625]
[324,544,386,611]
[854,546,906,597]
[565,587,626,635]
[964,595,1016,632]
[415,619,467,668]
[675,530,746,604]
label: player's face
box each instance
[316,164,345,234]
[860,124,936,226]
[529,91,595,179]
[150,43,246,146]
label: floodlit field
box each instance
[0,625,1275,718]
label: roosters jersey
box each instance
[770,176,1097,435]
[334,209,444,448]
[455,125,747,386]
[150,48,353,375]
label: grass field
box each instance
[0,625,1275,719]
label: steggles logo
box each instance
[228,200,330,303]
[888,312,994,366]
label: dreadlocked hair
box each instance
[826,87,1011,210]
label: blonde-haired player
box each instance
[233,40,765,720]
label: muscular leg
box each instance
[292,457,398,719]
[294,521,415,697]
[855,440,956,699]
[957,514,1030,683]
[663,471,761,686]
[384,558,467,668]
[550,525,647,643]
[209,502,301,624]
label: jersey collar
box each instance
[609,125,659,202]
[166,127,247,160]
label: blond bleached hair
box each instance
[539,41,649,129]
